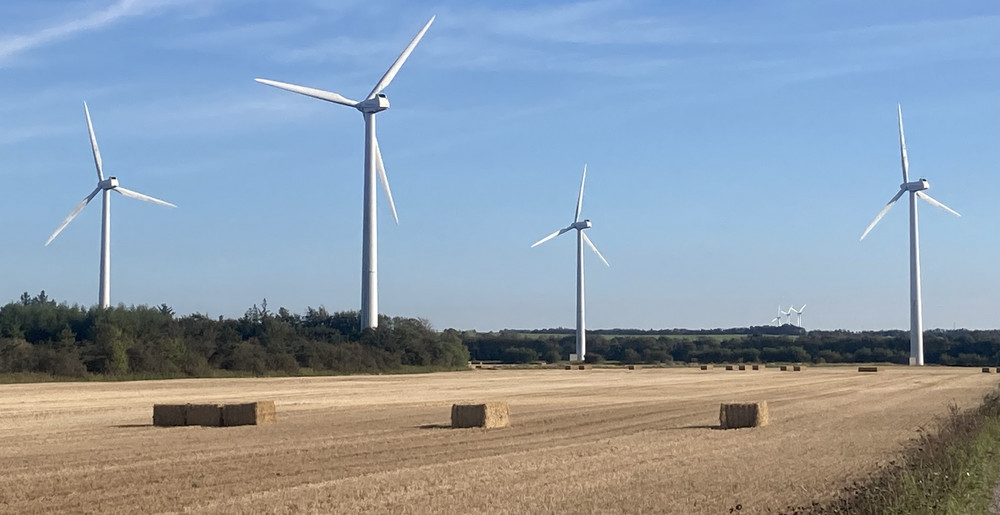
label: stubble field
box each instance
[0,366,996,514]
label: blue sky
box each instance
[2,0,999,331]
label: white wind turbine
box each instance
[860,104,960,365]
[531,165,610,361]
[770,305,791,326]
[255,16,435,330]
[789,304,806,327]
[45,102,176,309]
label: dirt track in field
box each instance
[0,366,996,514]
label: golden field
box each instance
[0,366,996,514]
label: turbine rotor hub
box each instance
[99,177,119,189]
[902,179,929,192]
[356,93,390,114]
[570,220,592,230]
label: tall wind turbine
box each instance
[46,102,176,309]
[255,16,435,330]
[789,304,806,327]
[860,104,961,365]
[531,165,610,361]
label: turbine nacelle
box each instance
[99,177,119,190]
[903,179,929,192]
[356,94,390,114]
[570,220,592,230]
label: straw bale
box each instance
[719,401,770,429]
[793,365,805,372]
[858,366,879,373]
[626,365,641,370]
[700,364,713,370]
[738,365,746,371]
[577,364,592,370]
[779,365,789,371]
[152,404,187,427]
[725,365,734,371]
[451,402,510,429]
[564,365,573,370]
[186,404,224,427]
[223,401,277,426]
[983,367,993,373]
[752,365,762,371]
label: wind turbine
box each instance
[770,305,784,326]
[531,165,610,361]
[45,102,176,309]
[255,16,435,330]
[789,304,806,327]
[859,104,960,365]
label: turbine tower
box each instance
[46,102,176,309]
[860,104,960,365]
[531,165,610,361]
[255,16,435,330]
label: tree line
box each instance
[463,328,1000,366]
[0,291,469,378]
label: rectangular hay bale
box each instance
[738,365,746,371]
[186,403,223,427]
[752,365,761,371]
[577,364,592,370]
[983,367,993,373]
[223,401,277,426]
[779,365,789,371]
[700,364,713,370]
[719,401,769,429]
[152,404,187,427]
[793,365,804,372]
[859,366,879,373]
[451,402,510,429]
[725,365,734,371]
[626,364,640,370]
[564,365,573,370]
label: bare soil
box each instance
[0,366,995,514]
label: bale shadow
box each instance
[112,424,153,428]
[670,424,724,431]
[417,423,453,430]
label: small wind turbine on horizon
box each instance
[770,305,790,326]
[531,165,610,361]
[789,304,806,327]
[45,102,176,309]
[255,16,435,330]
[859,104,961,366]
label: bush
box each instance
[501,347,538,364]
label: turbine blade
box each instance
[771,317,780,324]
[898,104,909,183]
[799,304,806,312]
[531,227,571,248]
[46,187,101,245]
[581,232,609,267]
[916,191,961,217]
[574,164,586,223]
[84,102,104,181]
[366,16,435,99]
[254,78,359,107]
[374,137,398,224]
[860,188,905,241]
[114,187,177,208]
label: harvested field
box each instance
[0,367,995,514]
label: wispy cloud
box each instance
[0,0,210,64]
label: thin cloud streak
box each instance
[0,0,210,64]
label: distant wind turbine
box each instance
[255,16,435,330]
[859,104,961,365]
[531,165,610,361]
[45,102,176,309]
[789,304,806,327]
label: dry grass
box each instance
[0,367,995,514]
